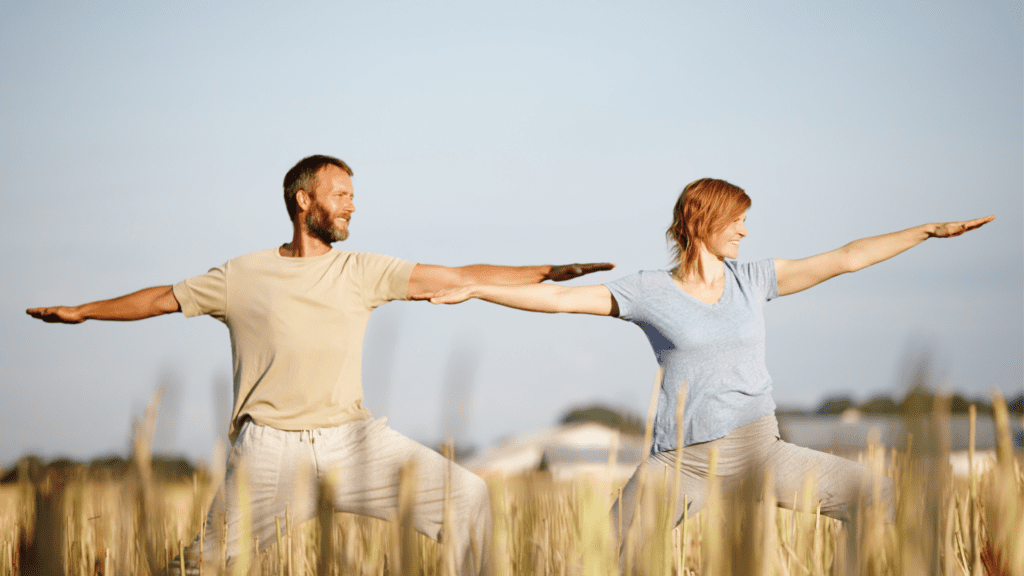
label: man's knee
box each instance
[465,473,491,509]
[451,469,491,524]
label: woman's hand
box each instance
[413,285,477,305]
[927,215,995,238]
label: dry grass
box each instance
[3,394,1021,576]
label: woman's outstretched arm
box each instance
[775,216,994,297]
[413,283,619,316]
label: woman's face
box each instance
[706,211,748,259]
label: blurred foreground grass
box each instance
[2,394,1021,576]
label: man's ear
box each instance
[296,189,312,213]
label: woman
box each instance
[417,178,992,540]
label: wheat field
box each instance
[2,395,1021,576]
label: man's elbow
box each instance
[154,288,182,315]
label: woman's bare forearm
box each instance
[438,283,615,316]
[839,224,935,272]
[470,283,568,312]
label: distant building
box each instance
[776,413,1024,454]
[462,413,1023,482]
[461,422,644,482]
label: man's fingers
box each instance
[26,306,82,323]
[549,262,616,281]
[26,307,52,320]
[583,262,615,272]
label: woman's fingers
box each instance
[430,287,472,305]
[933,215,994,238]
[409,286,473,304]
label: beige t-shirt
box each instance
[173,248,415,443]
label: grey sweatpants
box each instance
[183,417,491,575]
[611,413,894,541]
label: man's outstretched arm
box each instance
[406,262,615,300]
[27,285,181,324]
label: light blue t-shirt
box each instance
[604,259,778,452]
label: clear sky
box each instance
[2,1,1021,467]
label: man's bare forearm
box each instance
[27,285,180,324]
[457,262,615,285]
[457,264,552,285]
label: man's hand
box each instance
[546,262,615,282]
[26,306,86,324]
[928,216,994,238]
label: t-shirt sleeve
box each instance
[173,264,228,322]
[353,253,417,308]
[737,259,778,302]
[603,272,647,322]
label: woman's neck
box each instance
[676,251,726,286]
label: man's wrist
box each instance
[68,305,89,322]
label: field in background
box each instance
[2,396,1021,576]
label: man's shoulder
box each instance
[218,248,413,276]
[233,247,280,261]
[207,248,277,269]
[333,250,413,266]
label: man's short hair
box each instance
[283,155,353,222]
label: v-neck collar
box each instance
[664,266,732,308]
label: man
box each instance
[27,154,614,575]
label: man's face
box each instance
[304,165,355,244]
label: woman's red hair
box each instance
[666,178,751,281]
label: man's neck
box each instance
[280,229,333,258]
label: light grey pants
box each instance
[611,413,894,541]
[183,417,491,575]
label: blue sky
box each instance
[2,1,1021,466]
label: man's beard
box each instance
[306,202,349,244]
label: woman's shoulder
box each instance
[727,259,778,300]
[605,268,674,287]
[727,258,775,277]
[603,269,676,308]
